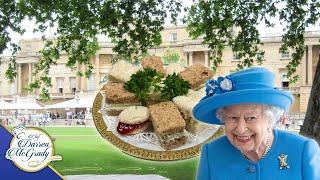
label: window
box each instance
[70,77,76,93]
[56,77,64,94]
[100,54,113,67]
[281,52,290,59]
[232,52,240,61]
[87,75,96,91]
[169,33,177,42]
[281,72,289,89]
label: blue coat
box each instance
[197,129,320,180]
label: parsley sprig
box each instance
[125,69,190,104]
[161,73,190,101]
[124,67,163,105]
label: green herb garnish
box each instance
[124,67,163,105]
[161,73,190,100]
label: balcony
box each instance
[50,92,76,99]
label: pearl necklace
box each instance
[241,134,272,160]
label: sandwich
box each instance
[179,63,213,89]
[172,89,204,120]
[141,56,165,74]
[108,60,140,83]
[103,82,141,116]
[117,106,150,135]
[149,101,187,150]
[172,89,207,134]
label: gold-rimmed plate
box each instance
[92,90,224,161]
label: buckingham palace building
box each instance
[0,25,319,114]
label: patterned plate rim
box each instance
[92,90,224,161]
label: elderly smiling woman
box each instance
[192,67,320,180]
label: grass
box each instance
[39,127,199,180]
[4,126,300,179]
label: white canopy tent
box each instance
[10,98,44,110]
[46,95,95,109]
[0,97,14,109]
[0,97,15,114]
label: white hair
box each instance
[216,104,285,128]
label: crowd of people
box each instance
[0,109,90,127]
[65,110,86,126]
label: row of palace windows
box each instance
[232,52,290,61]
[55,75,96,94]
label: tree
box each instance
[0,0,183,99]
[0,0,319,141]
[300,55,320,143]
[162,48,180,65]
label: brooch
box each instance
[278,153,290,170]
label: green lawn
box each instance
[40,127,199,180]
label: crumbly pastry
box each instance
[103,83,141,115]
[159,135,187,150]
[118,106,150,125]
[179,63,213,89]
[149,101,187,150]
[141,56,165,74]
[103,83,141,104]
[117,120,150,135]
[108,60,140,83]
[117,106,150,135]
[105,104,137,116]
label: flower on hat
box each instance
[204,76,234,99]
[205,79,218,96]
[219,77,233,91]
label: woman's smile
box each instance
[234,134,255,143]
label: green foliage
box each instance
[5,58,17,82]
[25,80,41,91]
[1,0,320,100]
[39,88,50,101]
[124,67,163,105]
[0,0,182,100]
[124,68,190,103]
[161,73,190,101]
[0,1,25,55]
[186,0,320,82]
[162,48,180,65]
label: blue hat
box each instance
[192,67,293,125]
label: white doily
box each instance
[99,91,220,151]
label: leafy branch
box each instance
[1,0,183,100]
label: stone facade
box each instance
[0,26,319,112]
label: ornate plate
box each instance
[92,90,224,161]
